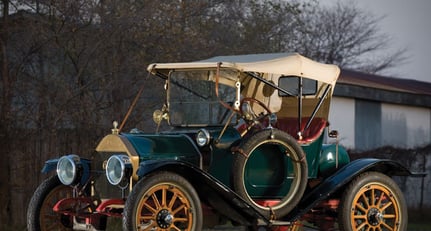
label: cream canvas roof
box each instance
[147,53,340,88]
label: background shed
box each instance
[330,69,431,151]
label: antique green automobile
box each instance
[28,53,415,231]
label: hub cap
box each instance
[367,207,383,226]
[157,209,174,228]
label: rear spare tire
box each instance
[232,129,308,219]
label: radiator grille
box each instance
[91,152,126,199]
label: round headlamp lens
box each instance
[196,129,210,147]
[106,155,131,185]
[57,155,80,185]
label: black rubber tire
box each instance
[27,175,73,231]
[232,129,308,219]
[338,171,407,231]
[123,171,203,231]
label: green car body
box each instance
[29,53,417,231]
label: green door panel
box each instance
[301,134,324,178]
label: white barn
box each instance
[329,69,431,151]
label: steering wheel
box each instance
[240,97,272,126]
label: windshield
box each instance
[168,70,237,126]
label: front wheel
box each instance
[123,171,203,231]
[338,171,407,231]
[27,175,73,231]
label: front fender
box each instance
[136,160,270,226]
[285,158,420,221]
[41,155,91,186]
[41,158,60,174]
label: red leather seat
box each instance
[275,117,327,143]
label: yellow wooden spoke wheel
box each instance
[123,171,202,231]
[339,172,407,231]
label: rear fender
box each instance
[285,158,421,221]
[136,160,269,226]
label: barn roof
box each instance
[335,69,431,107]
[338,69,431,96]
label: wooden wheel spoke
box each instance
[356,221,367,230]
[42,213,58,219]
[371,188,376,206]
[353,214,367,220]
[46,221,63,231]
[142,200,158,213]
[382,213,396,219]
[171,226,181,231]
[139,215,156,221]
[44,201,55,209]
[141,223,157,231]
[168,192,179,209]
[45,223,57,230]
[361,193,370,208]
[172,204,186,215]
[173,217,189,222]
[161,187,167,207]
[380,220,394,230]
[380,201,393,211]
[355,203,368,213]
[151,193,161,209]
[377,191,385,208]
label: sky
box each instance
[322,0,431,83]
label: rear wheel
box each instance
[233,129,308,219]
[27,175,73,231]
[123,171,203,231]
[338,171,407,231]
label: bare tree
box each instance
[203,0,302,55]
[290,1,407,73]
[0,1,151,226]
[0,0,13,227]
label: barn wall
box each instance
[330,97,431,150]
[328,97,355,148]
[355,99,381,150]
[382,103,430,148]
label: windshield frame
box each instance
[166,69,239,127]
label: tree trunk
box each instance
[0,0,12,227]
